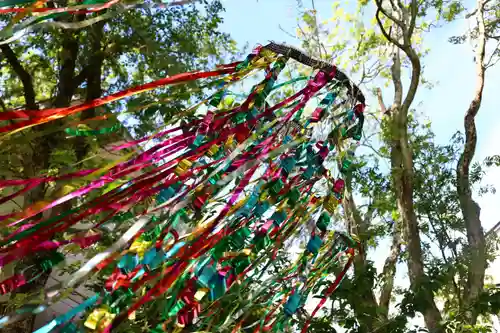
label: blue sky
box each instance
[220,0,500,328]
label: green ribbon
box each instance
[64,123,121,137]
[0,0,37,7]
[0,208,76,247]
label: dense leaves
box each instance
[290,0,500,332]
[1,0,499,332]
[0,1,236,332]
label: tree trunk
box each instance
[342,175,381,332]
[390,128,443,331]
[375,88,403,321]
[456,0,487,324]
[0,43,50,333]
[379,226,401,319]
[0,21,85,333]
[391,116,443,332]
[386,49,443,331]
[75,20,105,162]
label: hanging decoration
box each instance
[0,42,366,332]
[0,0,196,45]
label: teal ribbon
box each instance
[33,293,100,333]
[0,0,36,7]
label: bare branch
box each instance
[486,221,500,238]
[388,0,399,11]
[485,43,500,69]
[486,33,500,40]
[310,0,324,58]
[374,0,421,114]
[375,9,406,50]
[278,24,300,40]
[376,87,390,117]
[466,8,478,18]
[375,0,406,30]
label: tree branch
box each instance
[376,87,390,117]
[73,66,90,90]
[485,41,500,69]
[407,0,418,42]
[391,50,404,108]
[426,213,462,307]
[374,0,421,116]
[309,0,325,59]
[401,47,421,115]
[54,33,80,107]
[486,221,500,238]
[456,0,487,324]
[377,1,443,328]
[388,0,399,12]
[375,9,406,50]
[75,20,106,161]
[0,97,7,112]
[375,0,406,30]
[379,225,401,319]
[485,33,500,40]
[72,41,122,91]
[341,173,381,331]
[0,45,37,109]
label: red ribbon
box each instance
[0,67,237,133]
[300,249,355,333]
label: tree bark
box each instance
[375,89,403,322]
[75,20,105,161]
[456,0,487,324]
[0,45,37,109]
[384,48,443,331]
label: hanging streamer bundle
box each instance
[0,42,366,332]
[0,0,194,45]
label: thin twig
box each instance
[279,24,300,40]
[375,9,406,50]
[375,0,405,29]
[486,221,500,238]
